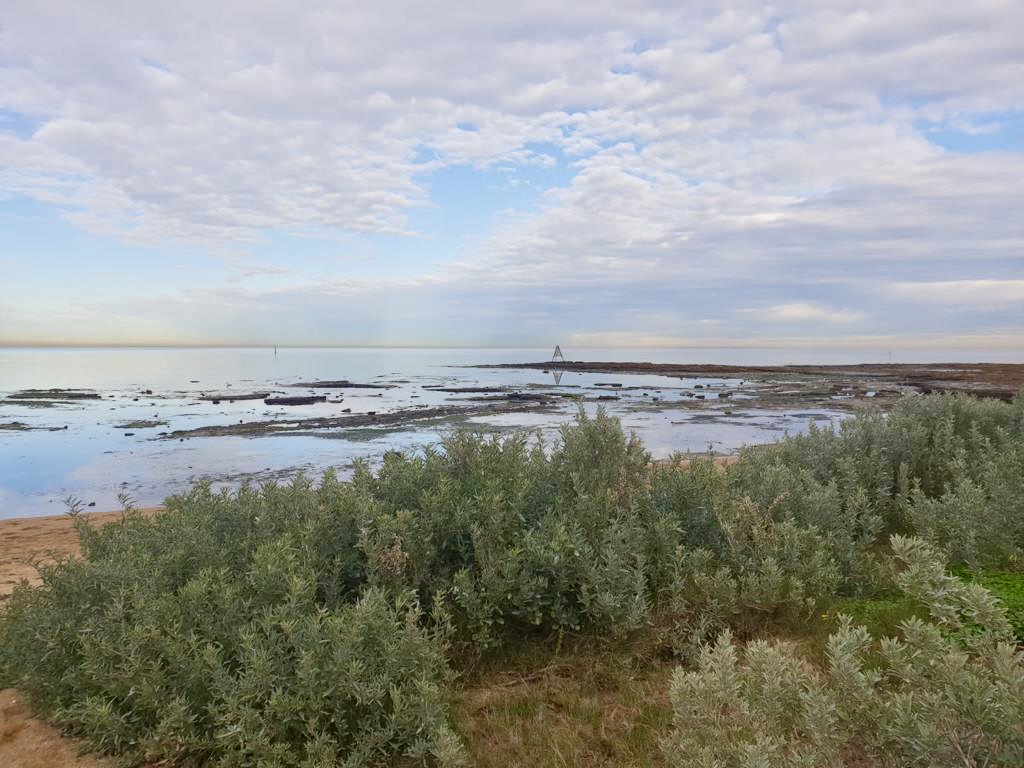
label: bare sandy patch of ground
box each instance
[0,510,162,768]
[0,689,112,768]
[0,510,161,599]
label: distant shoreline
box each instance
[476,360,1024,401]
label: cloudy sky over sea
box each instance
[1,1,1022,349]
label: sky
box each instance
[0,1,1022,351]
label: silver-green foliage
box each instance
[2,394,1023,766]
[356,408,654,645]
[0,482,465,767]
[664,537,1024,768]
[666,497,840,657]
[734,393,1024,572]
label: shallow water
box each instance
[0,346,879,517]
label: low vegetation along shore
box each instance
[2,393,1024,766]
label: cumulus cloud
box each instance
[1,1,1023,347]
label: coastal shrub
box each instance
[664,537,1024,768]
[2,393,1024,766]
[743,393,1024,572]
[724,454,884,593]
[904,438,1024,570]
[0,496,463,767]
[665,497,839,656]
[643,457,726,594]
[356,408,654,644]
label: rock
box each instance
[201,392,269,402]
[285,380,397,389]
[506,392,550,402]
[264,395,328,406]
[9,389,101,401]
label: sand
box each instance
[0,510,162,768]
[0,689,111,768]
[0,511,133,600]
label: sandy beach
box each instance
[0,511,145,768]
[2,511,115,599]
[0,510,163,600]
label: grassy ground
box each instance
[452,634,675,767]
[451,573,1023,768]
[966,571,1024,639]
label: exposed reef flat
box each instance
[284,380,397,389]
[475,361,1024,402]
[199,392,271,402]
[7,389,102,400]
[0,421,68,432]
[264,395,328,406]
[163,400,556,439]
[3,389,103,407]
[113,420,168,430]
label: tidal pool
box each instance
[0,347,851,517]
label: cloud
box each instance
[740,303,864,323]
[567,330,1024,351]
[1,1,1023,346]
[887,280,1024,306]
[226,262,299,283]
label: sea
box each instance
[0,346,1017,518]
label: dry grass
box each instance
[452,634,676,768]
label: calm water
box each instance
[0,345,1008,518]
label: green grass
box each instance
[827,595,928,638]
[964,571,1024,640]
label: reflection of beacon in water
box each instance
[550,345,564,385]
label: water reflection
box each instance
[0,347,855,517]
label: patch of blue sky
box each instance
[412,146,574,234]
[0,109,40,139]
[916,111,1024,153]
[0,198,216,297]
[273,145,579,279]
